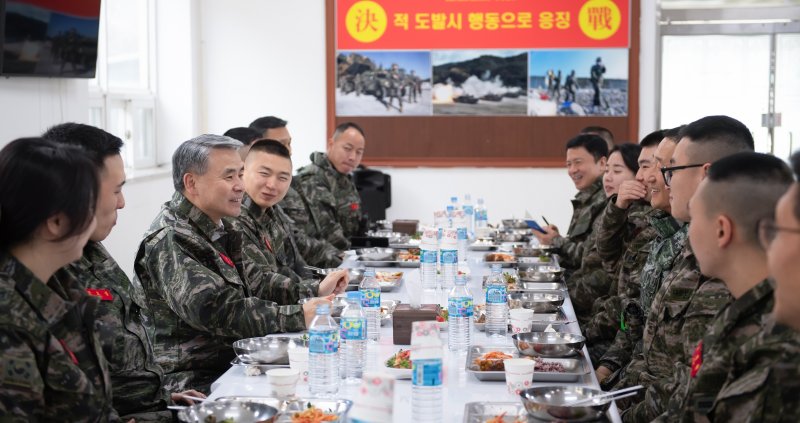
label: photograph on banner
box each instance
[528,48,628,117]
[336,50,432,116]
[431,50,527,116]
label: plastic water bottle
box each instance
[439,228,458,289]
[309,304,339,396]
[462,194,475,239]
[485,264,508,339]
[453,210,468,264]
[359,268,381,342]
[411,321,443,422]
[340,291,366,383]
[475,198,488,229]
[420,227,438,290]
[448,275,473,351]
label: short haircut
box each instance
[640,129,666,148]
[610,143,642,174]
[701,152,793,246]
[565,133,609,161]
[248,139,291,161]
[172,134,243,192]
[42,123,123,169]
[249,116,288,134]
[663,125,685,143]
[679,115,755,163]
[332,121,366,140]
[580,126,614,145]
[223,127,263,146]
[0,138,98,250]
[791,150,800,221]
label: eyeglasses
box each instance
[757,218,800,249]
[660,163,705,187]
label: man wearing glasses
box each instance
[662,152,795,420]
[616,115,754,421]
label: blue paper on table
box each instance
[525,219,547,234]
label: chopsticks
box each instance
[562,385,644,406]
[304,265,327,274]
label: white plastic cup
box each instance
[288,346,309,384]
[503,358,534,395]
[510,318,533,335]
[509,308,534,321]
[267,368,300,397]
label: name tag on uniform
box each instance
[86,288,113,301]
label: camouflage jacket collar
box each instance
[242,193,266,220]
[0,251,72,326]
[728,278,774,319]
[573,178,604,206]
[310,151,350,178]
[649,212,683,239]
[170,191,228,242]
[76,241,110,273]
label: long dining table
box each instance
[208,248,623,422]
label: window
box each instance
[89,0,157,169]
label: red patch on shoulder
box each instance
[86,288,113,301]
[219,253,235,267]
[350,202,359,211]
[691,340,703,378]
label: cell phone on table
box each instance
[525,219,547,234]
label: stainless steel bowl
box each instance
[520,266,564,282]
[177,400,278,423]
[512,332,586,357]
[513,245,554,257]
[507,291,564,313]
[298,294,348,317]
[232,336,308,365]
[519,386,610,422]
[501,219,529,229]
[355,247,395,261]
[497,232,525,242]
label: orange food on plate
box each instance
[473,351,514,371]
[485,253,515,262]
[291,405,337,422]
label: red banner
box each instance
[336,0,629,50]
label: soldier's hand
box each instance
[319,269,349,296]
[595,366,612,383]
[302,295,334,327]
[171,389,207,405]
[533,224,559,245]
[616,180,647,209]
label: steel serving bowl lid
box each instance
[519,386,610,421]
[231,336,308,364]
[177,400,278,423]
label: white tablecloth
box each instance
[209,251,622,422]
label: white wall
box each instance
[0,78,89,146]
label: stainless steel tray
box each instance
[216,397,352,422]
[463,401,610,422]
[531,309,571,325]
[355,257,395,267]
[376,271,404,291]
[229,357,287,373]
[396,259,420,268]
[465,345,588,383]
[483,252,518,268]
[516,282,566,291]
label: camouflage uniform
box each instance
[0,251,118,422]
[274,206,342,269]
[281,182,350,251]
[582,199,656,362]
[566,200,611,329]
[134,192,306,393]
[54,241,174,422]
[616,243,733,420]
[656,279,784,422]
[294,152,362,244]
[551,178,606,273]
[236,194,318,295]
[596,213,683,382]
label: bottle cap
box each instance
[455,275,468,285]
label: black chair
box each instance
[353,167,391,222]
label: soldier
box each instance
[619,115,755,421]
[134,135,333,393]
[250,116,345,265]
[657,152,795,422]
[293,122,366,247]
[584,130,663,364]
[580,125,615,151]
[223,126,262,159]
[238,139,348,291]
[595,127,685,387]
[768,151,800,331]
[0,138,117,421]
[44,123,204,421]
[534,134,608,274]
[567,142,641,331]
[564,70,577,102]
[590,57,605,109]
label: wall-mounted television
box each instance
[0,0,101,78]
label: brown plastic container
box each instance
[392,220,419,235]
[392,304,440,345]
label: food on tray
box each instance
[204,417,234,423]
[502,272,518,288]
[375,271,402,282]
[485,253,515,262]
[473,351,513,371]
[533,357,566,373]
[485,412,525,423]
[436,309,449,322]
[291,404,338,422]
[385,349,412,369]
[397,251,420,262]
[474,305,486,323]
